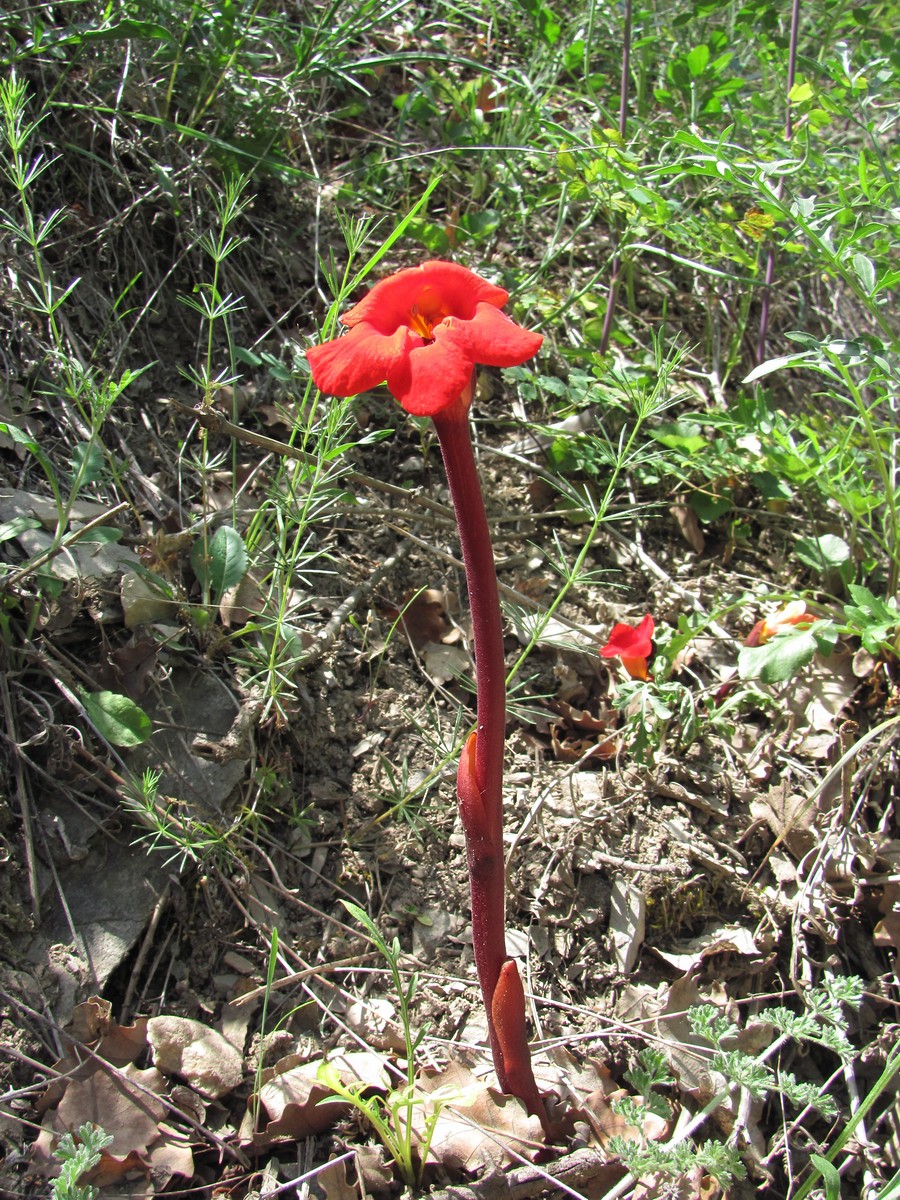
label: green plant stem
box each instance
[432,387,545,1128]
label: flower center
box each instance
[408,286,449,341]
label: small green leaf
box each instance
[80,690,152,746]
[852,251,876,294]
[809,1154,841,1200]
[795,533,851,574]
[652,420,707,454]
[689,490,733,522]
[788,80,814,104]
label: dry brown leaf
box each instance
[144,1125,196,1190]
[421,640,470,685]
[34,1063,193,1191]
[418,1060,545,1172]
[653,923,762,977]
[351,1144,395,1196]
[317,1155,359,1200]
[99,638,160,699]
[609,877,646,973]
[219,570,266,627]
[653,976,716,1102]
[147,1015,244,1099]
[671,502,705,554]
[784,648,856,757]
[36,998,148,1114]
[385,587,455,650]
[750,779,816,859]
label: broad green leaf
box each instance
[652,420,707,454]
[795,534,851,574]
[738,629,818,683]
[72,440,106,485]
[191,526,248,597]
[80,690,152,746]
[0,516,40,544]
[79,525,123,544]
[687,44,710,76]
[689,490,733,522]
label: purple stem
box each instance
[432,393,508,1079]
[756,0,801,365]
[432,387,544,1130]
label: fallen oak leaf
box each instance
[244,1050,391,1146]
[34,1064,184,1190]
[417,1060,545,1172]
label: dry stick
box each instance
[425,1146,616,1200]
[120,882,170,1024]
[0,674,41,922]
[756,0,801,364]
[598,0,632,356]
[164,396,456,522]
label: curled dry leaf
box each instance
[874,881,900,973]
[147,1015,244,1099]
[36,996,148,1114]
[541,699,619,762]
[385,587,456,650]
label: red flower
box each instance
[305,260,543,417]
[601,614,655,681]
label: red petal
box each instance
[343,261,509,331]
[306,323,418,396]
[387,328,474,415]
[455,303,544,366]
[600,614,655,659]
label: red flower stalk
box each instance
[307,261,548,1130]
[601,613,655,680]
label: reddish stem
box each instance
[433,388,544,1128]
